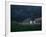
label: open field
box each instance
[11,22,42,32]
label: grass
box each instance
[11,22,42,32]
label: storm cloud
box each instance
[11,5,42,22]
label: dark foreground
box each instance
[11,23,42,32]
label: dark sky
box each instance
[11,5,42,22]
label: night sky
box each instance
[11,5,42,22]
